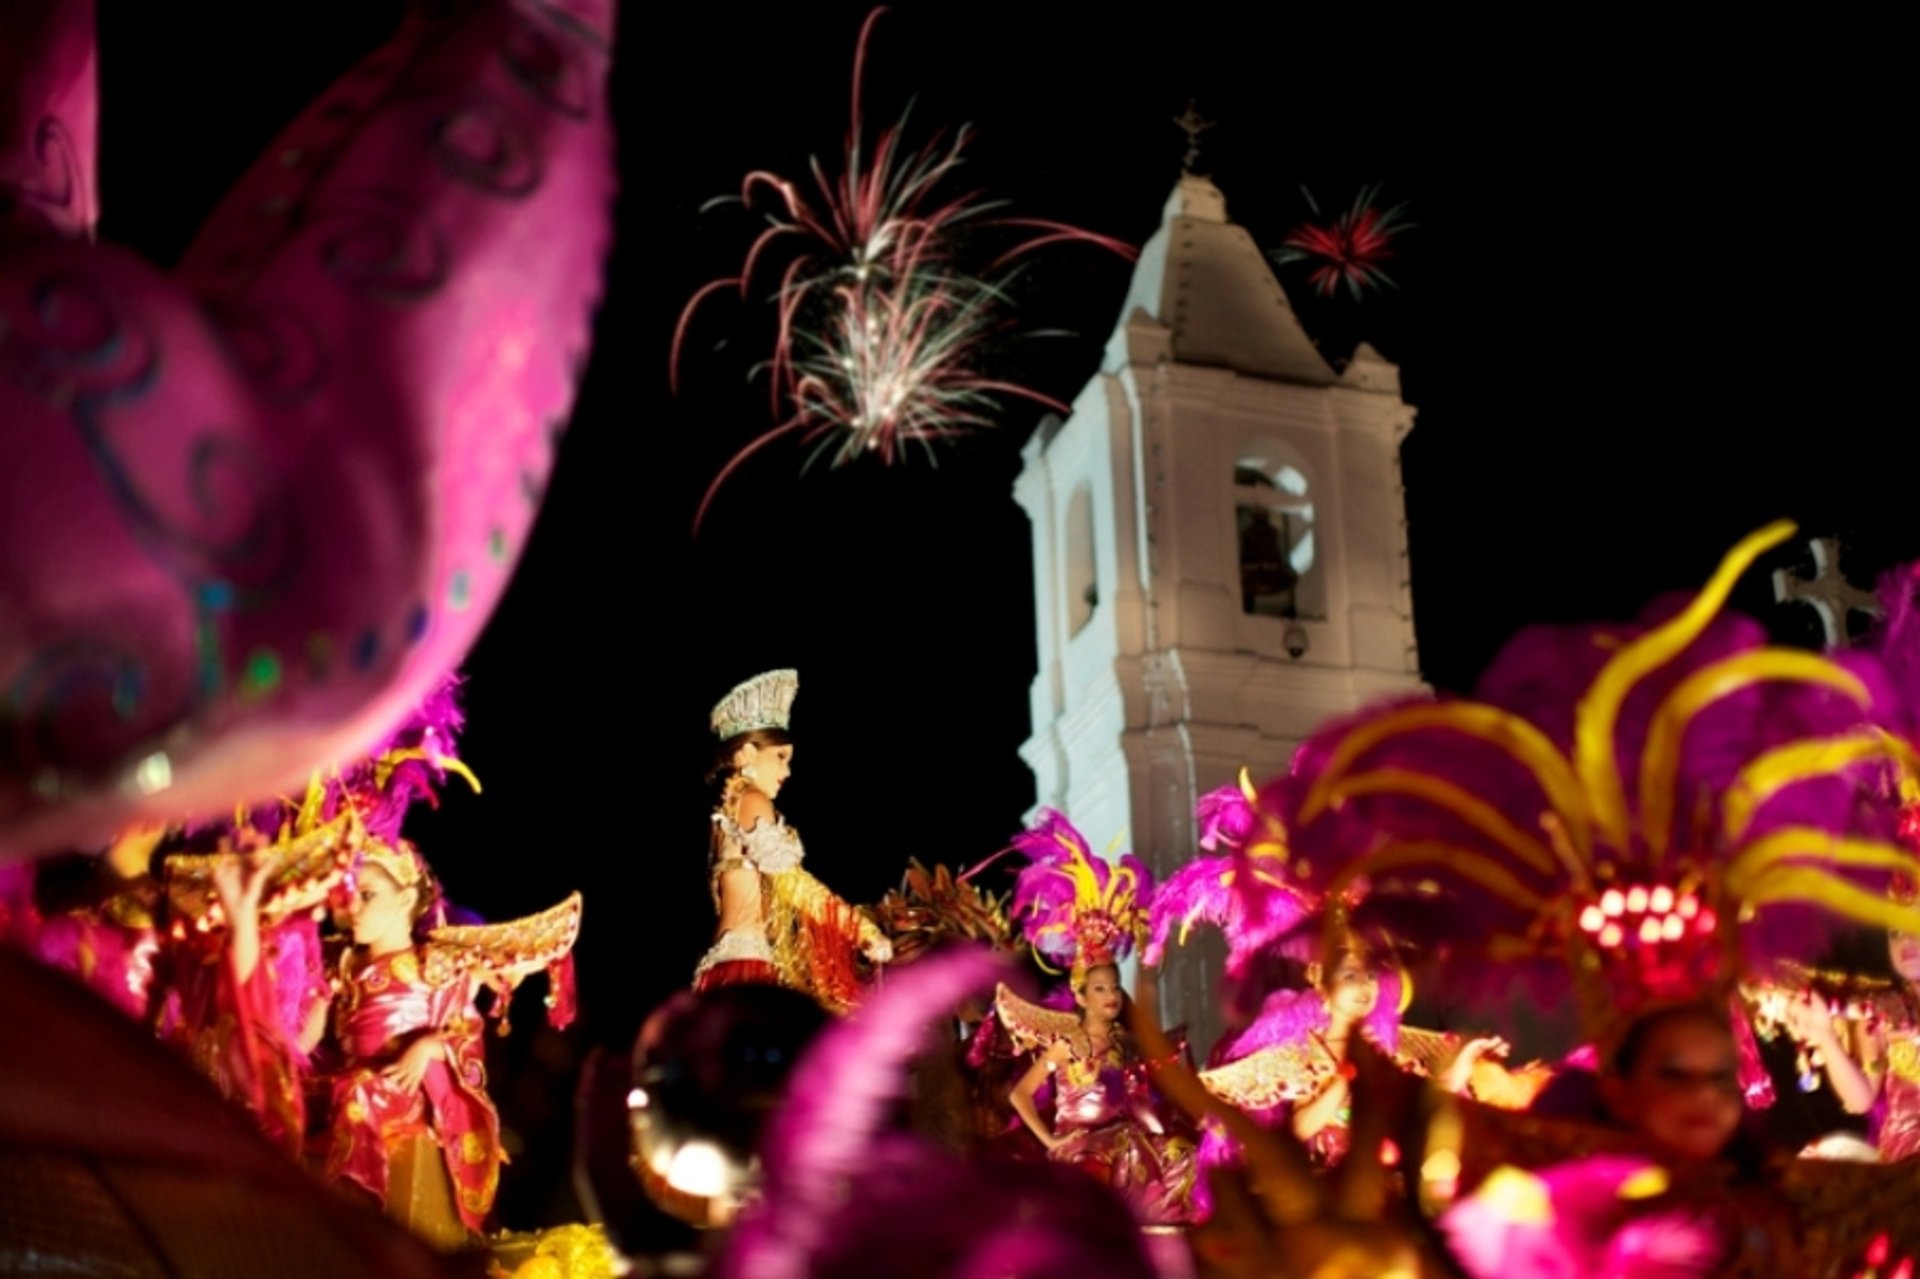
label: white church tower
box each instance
[1013,171,1425,1050]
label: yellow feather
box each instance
[1299,701,1594,866]
[1725,830,1920,897]
[1742,867,1920,934]
[1723,732,1916,843]
[1574,520,1796,859]
[1326,842,1546,915]
[1324,767,1560,877]
[1639,651,1869,861]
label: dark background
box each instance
[99,2,1907,1221]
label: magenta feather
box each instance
[1194,783,1256,852]
[1862,563,1920,742]
[1143,852,1314,977]
[1440,1155,1723,1279]
[1007,810,1153,971]
[1268,597,1913,1014]
[184,672,470,846]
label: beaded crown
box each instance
[711,669,799,740]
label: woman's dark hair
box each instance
[1606,1000,1731,1077]
[706,727,793,787]
[1597,1001,1777,1180]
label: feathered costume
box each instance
[1266,522,1920,1275]
[323,837,581,1244]
[1146,776,1542,1205]
[996,809,1199,1225]
[155,671,483,1156]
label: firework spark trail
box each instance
[1269,183,1412,301]
[673,6,1135,534]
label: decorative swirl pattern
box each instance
[310,186,450,303]
[2,269,299,601]
[0,269,155,406]
[500,11,591,119]
[1,640,155,784]
[0,116,86,233]
[205,299,329,405]
[433,100,542,198]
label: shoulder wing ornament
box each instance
[993,982,1082,1055]
[425,891,583,988]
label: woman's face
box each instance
[737,741,793,799]
[1075,965,1124,1022]
[350,865,416,948]
[1602,1011,1742,1163]
[1324,953,1380,1023]
[1890,929,1920,984]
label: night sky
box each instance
[99,3,1909,1222]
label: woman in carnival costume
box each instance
[997,809,1199,1225]
[1779,870,1920,1162]
[152,673,477,1156]
[1264,522,1920,1274]
[324,834,581,1248]
[695,669,890,1013]
[1149,777,1523,1188]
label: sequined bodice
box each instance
[1055,1032,1153,1132]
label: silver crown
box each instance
[710,668,799,740]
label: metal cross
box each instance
[1172,100,1214,173]
[1772,536,1882,649]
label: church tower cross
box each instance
[1172,100,1214,174]
[1772,536,1882,649]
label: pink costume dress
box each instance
[1049,1027,1199,1224]
[323,889,580,1246]
[325,945,501,1246]
[995,985,1198,1225]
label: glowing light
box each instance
[627,1087,650,1110]
[1599,922,1624,948]
[1379,1138,1401,1167]
[131,751,173,795]
[1649,885,1674,914]
[1625,886,1649,914]
[1601,889,1625,916]
[1698,908,1718,933]
[1617,1166,1670,1199]
[1579,905,1605,933]
[1678,894,1700,919]
[1661,914,1685,941]
[1639,917,1662,944]
[665,1141,733,1198]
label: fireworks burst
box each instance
[672,7,1134,533]
[1268,183,1412,302]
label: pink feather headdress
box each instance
[1272,521,1920,1052]
[1008,809,1152,986]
